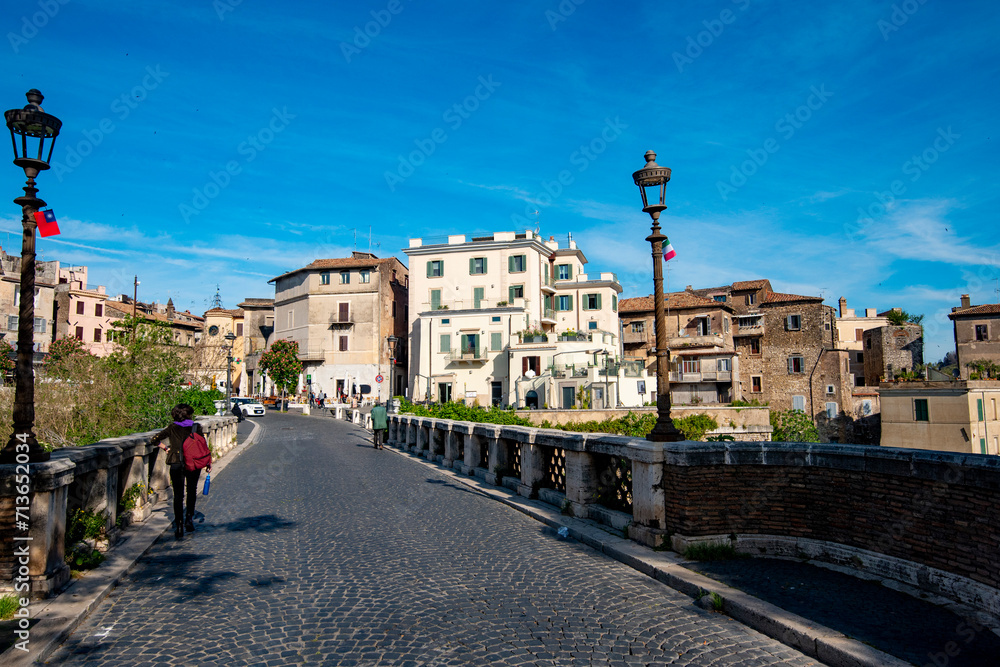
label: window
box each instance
[713,295,726,302]
[522,356,541,375]
[339,271,351,285]
[287,311,294,328]
[792,395,806,412]
[557,295,573,311]
[440,318,450,325]
[426,260,443,277]
[751,376,762,393]
[682,358,700,373]
[826,384,835,395]
[491,316,501,323]
[339,335,349,351]
[788,355,805,373]
[588,321,597,330]
[612,294,617,312]
[460,333,479,355]
[856,352,864,363]
[508,254,526,273]
[695,317,711,336]
[557,264,571,280]
[976,324,988,341]
[94,329,102,342]
[583,294,601,310]
[717,358,731,372]
[75,326,83,340]
[978,398,984,421]
[749,338,761,355]
[509,285,524,301]
[474,287,484,309]
[631,321,644,334]
[469,257,487,275]
[237,323,243,336]
[7,315,16,330]
[866,337,872,350]
[914,398,929,421]
[746,293,756,305]
[724,317,730,333]
[430,289,441,310]
[95,303,102,317]
[491,332,502,350]
[392,301,396,317]
[338,303,349,323]
[826,402,837,419]
[360,270,370,284]
[786,314,802,331]
[855,328,864,341]
[320,272,330,285]
[76,301,84,315]
[34,317,45,333]
[440,334,450,353]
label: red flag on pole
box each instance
[34,209,60,237]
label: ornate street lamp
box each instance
[225,331,237,412]
[0,90,62,464]
[387,335,398,396]
[632,150,684,442]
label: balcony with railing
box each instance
[622,328,651,345]
[733,317,765,337]
[541,308,556,323]
[669,370,733,383]
[329,311,354,326]
[445,347,489,363]
[668,333,725,349]
[621,360,646,377]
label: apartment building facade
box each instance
[53,265,116,356]
[270,252,409,402]
[404,231,624,408]
[949,294,1000,379]
[835,297,891,386]
[880,380,1000,455]
[238,298,275,396]
[0,246,58,355]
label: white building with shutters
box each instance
[404,231,625,409]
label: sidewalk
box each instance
[0,419,263,666]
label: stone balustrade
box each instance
[0,416,238,597]
[387,414,1000,619]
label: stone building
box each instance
[405,231,625,409]
[862,324,923,384]
[835,297,891,386]
[619,292,736,405]
[238,298,275,396]
[201,307,246,395]
[53,265,116,356]
[0,246,59,355]
[270,252,409,402]
[948,294,1000,379]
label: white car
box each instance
[232,397,266,417]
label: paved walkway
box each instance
[45,412,818,666]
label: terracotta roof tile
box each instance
[762,291,823,305]
[731,279,770,291]
[619,292,726,312]
[204,308,244,317]
[270,256,407,283]
[949,304,1000,318]
[238,298,275,307]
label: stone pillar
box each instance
[519,444,546,498]
[406,418,417,452]
[564,448,598,519]
[0,458,75,598]
[387,417,399,446]
[626,439,667,547]
[472,425,500,480]
[450,422,474,473]
[52,444,123,537]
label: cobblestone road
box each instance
[48,413,819,666]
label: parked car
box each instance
[231,397,266,417]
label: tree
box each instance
[259,339,302,410]
[770,409,820,443]
[673,414,719,441]
[45,336,92,378]
[885,309,923,326]
[0,339,13,383]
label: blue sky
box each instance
[3,0,998,362]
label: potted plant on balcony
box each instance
[559,329,580,342]
[519,328,547,343]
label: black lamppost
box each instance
[225,331,236,412]
[632,150,684,442]
[387,335,398,396]
[0,90,61,464]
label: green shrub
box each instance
[65,508,106,546]
[397,399,532,426]
[770,409,820,442]
[672,414,719,441]
[179,386,224,416]
[0,594,19,621]
[683,541,742,561]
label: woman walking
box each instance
[150,404,211,539]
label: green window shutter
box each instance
[440,334,450,353]
[491,332,502,350]
[474,287,484,309]
[482,258,487,274]
[430,289,441,310]
[460,334,468,352]
[509,256,515,272]
[469,258,475,275]
[978,399,985,421]
[567,295,573,311]
[544,295,552,310]
[981,439,987,454]
[596,294,602,310]
[612,295,618,312]
[509,286,515,303]
[567,265,573,279]
[427,261,433,278]
[544,264,549,283]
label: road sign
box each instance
[375,374,384,384]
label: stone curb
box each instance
[384,445,911,667]
[1,419,264,666]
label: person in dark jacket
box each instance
[231,401,244,422]
[370,400,388,449]
[150,404,211,539]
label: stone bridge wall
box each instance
[387,414,1000,619]
[0,416,238,597]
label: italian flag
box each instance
[663,238,676,261]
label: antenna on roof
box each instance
[211,285,223,309]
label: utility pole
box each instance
[133,275,139,317]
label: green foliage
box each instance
[683,541,742,561]
[770,409,820,443]
[706,434,736,441]
[397,398,532,426]
[69,545,105,570]
[0,594,18,620]
[47,335,89,367]
[179,386,224,416]
[575,385,591,409]
[966,359,1000,380]
[730,398,768,407]
[66,508,106,546]
[885,309,923,326]
[259,339,302,395]
[0,339,13,378]
[120,483,147,512]
[673,414,719,441]
[539,411,657,437]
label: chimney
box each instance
[838,296,847,317]
[960,294,971,309]
[685,285,693,291]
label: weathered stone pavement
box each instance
[46,412,819,666]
